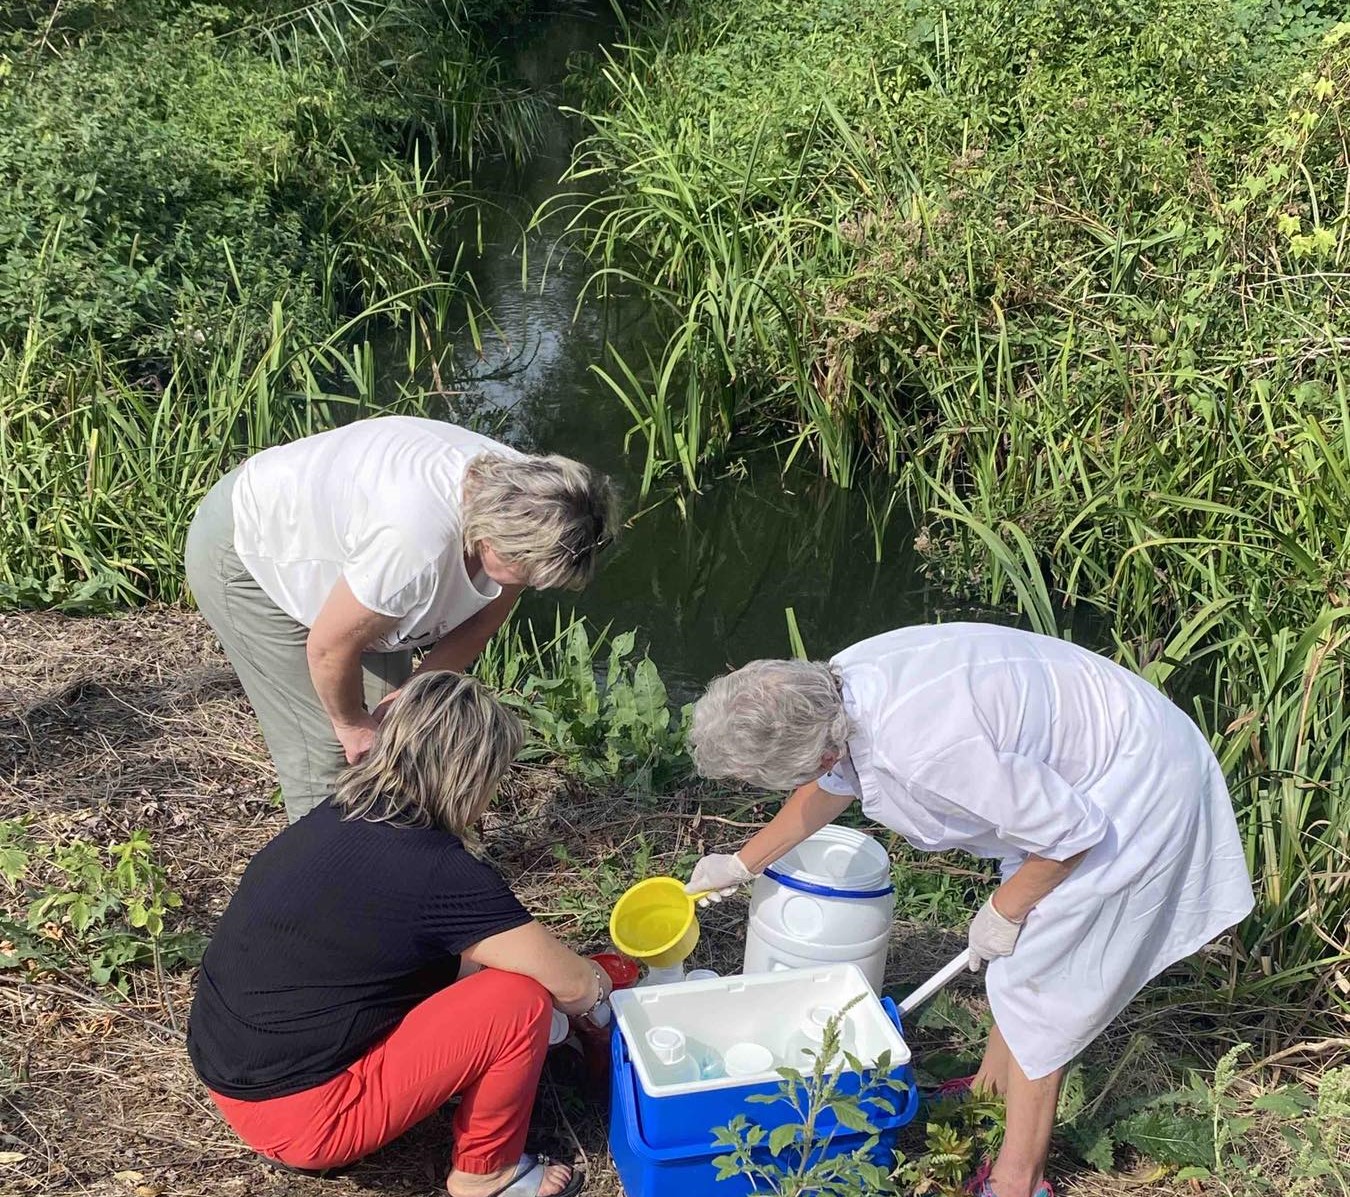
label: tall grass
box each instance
[0,290,468,609]
[0,0,547,607]
[565,0,1350,1008]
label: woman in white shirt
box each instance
[683,623,1253,1197]
[185,416,616,822]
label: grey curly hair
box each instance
[462,453,618,591]
[688,660,851,791]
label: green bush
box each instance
[0,1,544,607]
[0,0,540,367]
[569,0,1345,486]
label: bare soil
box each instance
[0,609,1319,1197]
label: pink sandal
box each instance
[927,1073,977,1101]
[965,1161,1055,1197]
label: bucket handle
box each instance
[761,867,895,900]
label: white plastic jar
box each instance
[743,824,895,992]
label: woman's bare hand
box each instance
[335,716,379,765]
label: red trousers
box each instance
[209,969,552,1174]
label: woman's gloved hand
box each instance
[684,853,757,905]
[967,896,1024,972]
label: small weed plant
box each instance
[1058,1046,1350,1193]
[480,615,691,789]
[0,819,201,992]
[710,1002,911,1195]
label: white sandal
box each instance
[449,1153,583,1197]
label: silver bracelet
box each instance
[578,964,607,1019]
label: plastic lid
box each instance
[685,968,720,981]
[724,1041,775,1077]
[548,1009,570,1047]
[646,1026,688,1065]
[768,824,891,894]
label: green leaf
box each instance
[1115,1110,1213,1168]
[1065,1123,1115,1171]
[1175,1166,1212,1181]
[1252,1090,1314,1116]
[830,1102,877,1134]
[769,1123,799,1156]
[0,845,28,887]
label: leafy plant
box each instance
[0,0,539,366]
[486,615,691,788]
[710,1001,911,1195]
[1056,1043,1350,1194]
[892,1091,1007,1197]
[0,822,202,991]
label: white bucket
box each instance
[743,824,895,992]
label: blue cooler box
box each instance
[609,964,916,1150]
[607,989,919,1197]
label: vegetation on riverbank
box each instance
[2,1,1347,1191]
[568,0,1350,1015]
[3,609,1347,1195]
[0,0,541,608]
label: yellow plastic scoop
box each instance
[609,877,706,968]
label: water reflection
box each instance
[425,6,957,686]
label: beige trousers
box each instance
[184,470,412,822]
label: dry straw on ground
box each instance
[0,609,1329,1197]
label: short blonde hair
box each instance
[462,453,618,590]
[689,660,850,791]
[334,671,523,844]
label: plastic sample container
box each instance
[609,963,913,1150]
[607,993,919,1197]
[743,824,896,991]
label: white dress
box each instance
[816,623,1254,1079]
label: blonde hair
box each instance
[462,453,618,590]
[334,671,523,845]
[689,660,850,791]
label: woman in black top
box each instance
[188,671,608,1197]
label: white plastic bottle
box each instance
[644,1026,701,1086]
[785,1005,856,1072]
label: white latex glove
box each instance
[684,853,757,906]
[967,896,1023,972]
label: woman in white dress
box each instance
[684,623,1254,1197]
[186,416,615,823]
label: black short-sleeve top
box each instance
[187,799,532,1100]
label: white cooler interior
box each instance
[610,963,911,1097]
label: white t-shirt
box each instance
[231,417,522,652]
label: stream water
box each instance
[435,6,950,692]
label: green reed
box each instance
[0,291,463,610]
